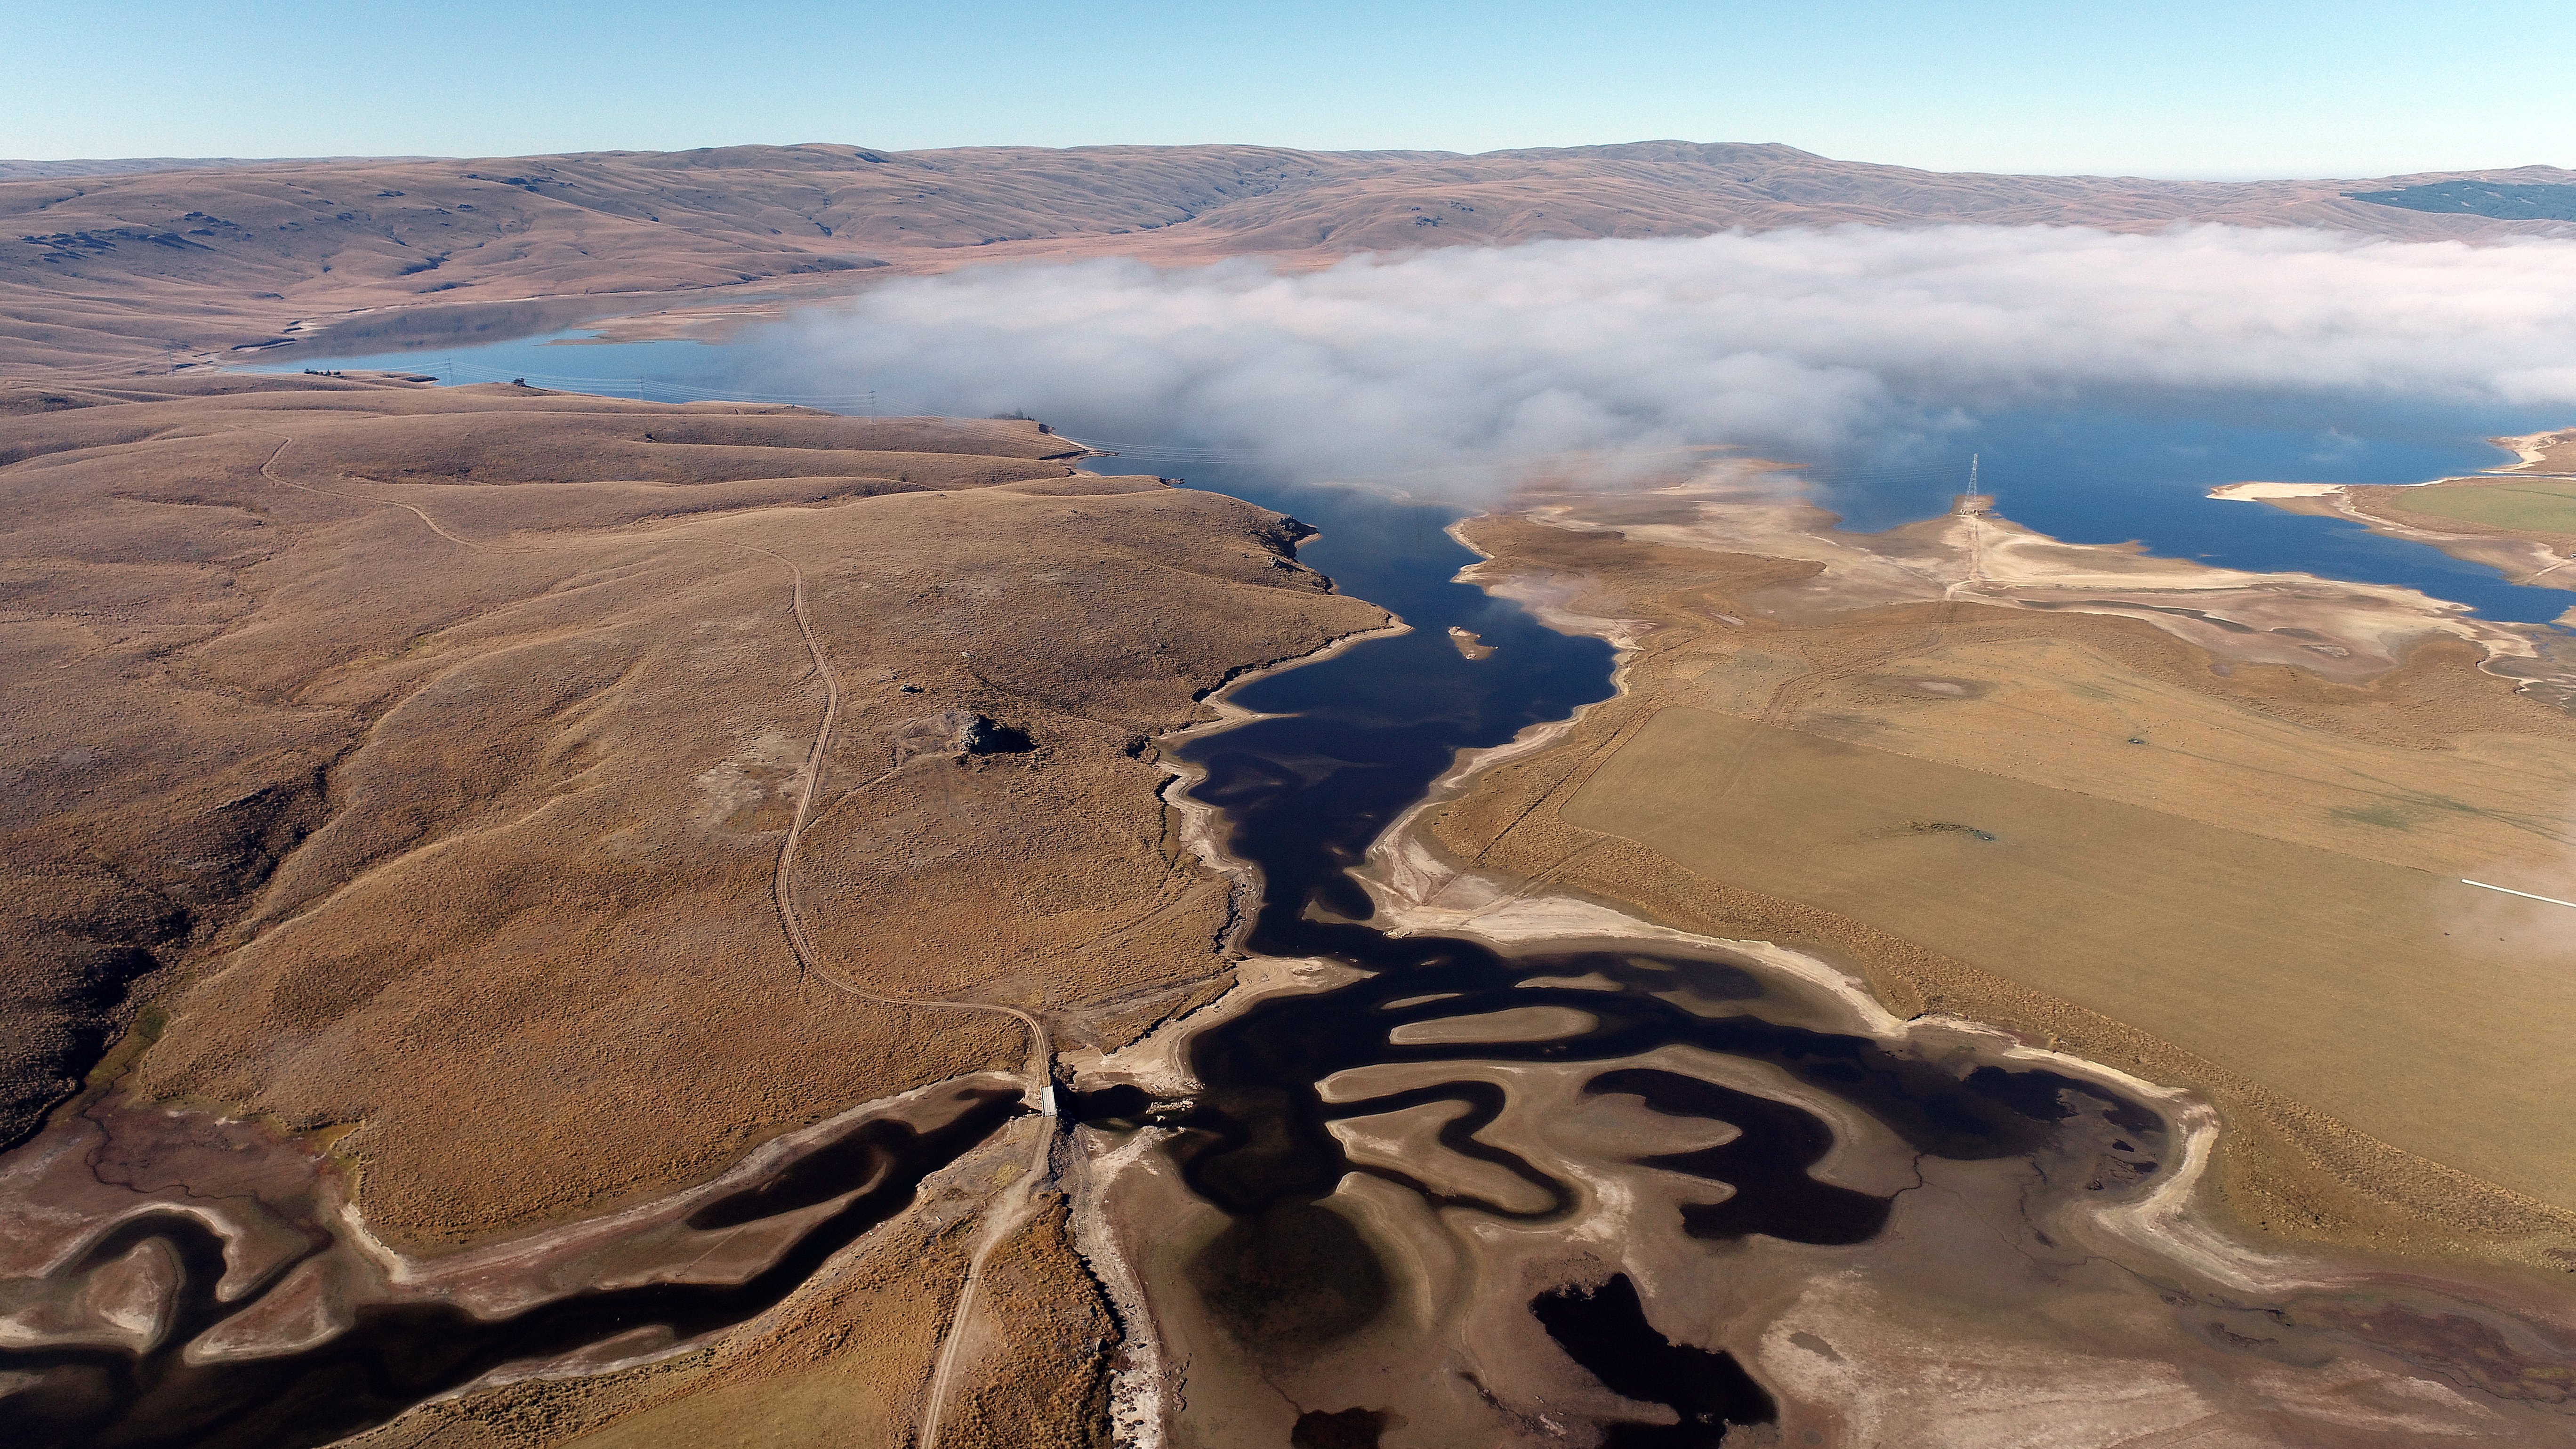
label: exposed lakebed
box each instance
[6,339,2555,1442]
[1060,454,2576,1444]
[258,330,2576,626]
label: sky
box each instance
[6,1,2570,178]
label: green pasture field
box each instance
[2384,478,2576,536]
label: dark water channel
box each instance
[1073,455,2173,1443]
[0,444,2188,1448]
[0,1092,1022,1449]
[184,332,2568,1439]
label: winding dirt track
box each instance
[249,427,1056,1442]
[253,429,482,547]
[756,543,1057,1449]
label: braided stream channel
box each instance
[7,445,2570,1448]
[1065,456,2576,1447]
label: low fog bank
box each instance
[755,225,2576,493]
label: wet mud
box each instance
[7,467,2576,1445]
[0,1082,1023,1449]
[1069,470,2576,1447]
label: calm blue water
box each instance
[1808,399,2570,624]
[263,331,866,407]
[259,332,2574,625]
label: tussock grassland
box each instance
[1564,705,2576,1205]
[1428,515,2576,1267]
[2,374,1382,1246]
[2,372,1386,1445]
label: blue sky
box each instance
[7,1,2568,177]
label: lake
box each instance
[259,325,2576,625]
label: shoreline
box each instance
[1070,481,2576,1447]
[1347,521,2354,1299]
[2211,480,2576,593]
[1048,485,1406,1449]
[1061,495,2571,1449]
[2207,425,2576,606]
[1060,625,1403,1449]
[1414,498,2576,1274]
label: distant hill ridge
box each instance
[7,141,2570,374]
[0,156,450,181]
[2345,177,2576,222]
[0,142,1822,182]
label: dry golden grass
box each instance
[357,1136,1122,1449]
[339,1189,980,1449]
[1426,514,2576,1265]
[1564,705,2576,1206]
[0,374,1383,1250]
[934,1192,1121,1449]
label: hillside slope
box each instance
[8,141,2569,373]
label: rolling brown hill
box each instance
[0,374,1383,1208]
[8,141,2576,1445]
[0,360,1382,1443]
[8,141,2570,375]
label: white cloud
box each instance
[756,225,2576,492]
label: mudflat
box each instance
[1425,487,2576,1267]
[0,373,1382,1445]
[1564,705,2576,1206]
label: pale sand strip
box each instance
[2208,481,2346,500]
